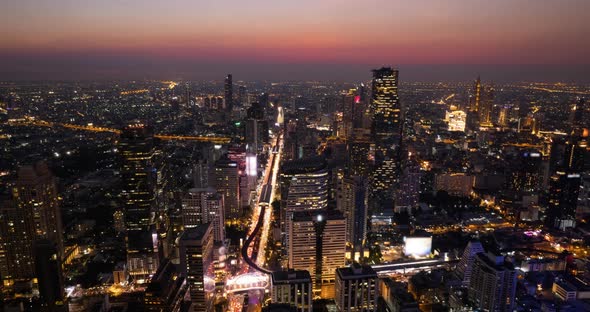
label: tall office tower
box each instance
[347,132,372,177]
[547,134,587,229]
[193,160,209,189]
[280,157,329,244]
[119,124,158,279]
[370,67,402,208]
[497,105,510,127]
[470,76,482,113]
[213,157,240,219]
[270,270,313,312]
[237,85,247,107]
[224,74,233,111]
[13,162,64,258]
[455,241,485,287]
[179,223,214,312]
[245,102,269,153]
[288,210,346,299]
[508,151,543,193]
[144,259,190,312]
[0,198,35,290]
[468,253,517,312]
[394,158,421,212]
[181,188,225,242]
[34,239,66,311]
[569,98,587,132]
[335,263,378,312]
[338,176,368,253]
[479,85,494,127]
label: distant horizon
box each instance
[1,63,589,84]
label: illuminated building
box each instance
[379,278,420,312]
[144,259,190,312]
[14,162,64,257]
[455,241,485,287]
[119,125,158,279]
[271,270,313,312]
[370,67,402,205]
[337,176,368,252]
[508,151,543,193]
[568,98,587,132]
[347,132,373,177]
[288,210,346,299]
[547,134,586,229]
[445,110,466,132]
[34,239,66,311]
[434,173,474,197]
[224,74,233,111]
[371,67,401,141]
[394,159,421,211]
[0,197,35,290]
[280,157,328,235]
[335,263,378,312]
[181,188,225,242]
[179,223,214,312]
[469,76,481,113]
[113,210,125,233]
[213,157,240,219]
[468,253,517,312]
[245,102,269,153]
[479,85,494,127]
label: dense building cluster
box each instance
[0,71,589,312]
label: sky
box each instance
[1,0,589,81]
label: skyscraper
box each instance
[468,252,517,312]
[335,263,378,312]
[280,157,329,245]
[13,162,64,258]
[0,197,35,290]
[455,241,485,287]
[213,157,240,219]
[224,74,233,111]
[179,223,214,312]
[34,239,66,311]
[338,176,368,252]
[181,188,225,242]
[144,259,190,312]
[119,124,158,279]
[288,210,346,299]
[370,67,402,207]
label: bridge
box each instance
[7,117,231,143]
[225,272,269,293]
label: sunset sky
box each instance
[1,0,589,81]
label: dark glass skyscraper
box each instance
[119,124,158,279]
[224,74,233,111]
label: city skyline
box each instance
[1,0,589,81]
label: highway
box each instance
[240,133,282,274]
[7,116,231,143]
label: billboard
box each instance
[246,155,257,177]
[403,236,432,257]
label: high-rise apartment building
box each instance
[119,124,158,279]
[455,241,485,287]
[213,157,240,219]
[181,188,225,242]
[288,210,346,299]
[14,162,64,257]
[468,253,517,312]
[335,263,378,312]
[337,176,368,252]
[179,223,214,312]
